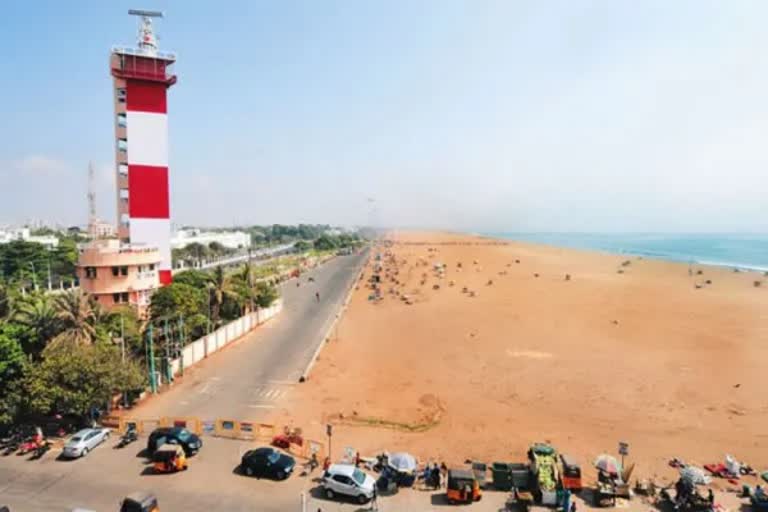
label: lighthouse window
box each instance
[117,113,127,127]
[118,164,128,177]
[116,88,126,102]
[118,139,127,152]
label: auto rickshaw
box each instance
[120,492,159,512]
[447,468,482,504]
[560,454,582,492]
[152,444,188,473]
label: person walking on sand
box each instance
[315,291,320,302]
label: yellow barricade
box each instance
[159,416,203,435]
[214,419,241,439]
[118,417,143,434]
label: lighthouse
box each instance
[111,10,176,285]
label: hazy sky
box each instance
[1,1,766,232]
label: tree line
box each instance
[0,262,278,426]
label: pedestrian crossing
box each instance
[247,383,292,409]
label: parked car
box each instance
[240,447,295,480]
[146,427,202,456]
[62,428,110,458]
[322,464,376,504]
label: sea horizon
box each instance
[483,232,768,272]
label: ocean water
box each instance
[488,233,768,272]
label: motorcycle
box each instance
[116,427,138,448]
[2,434,23,456]
[30,440,51,460]
[17,438,39,456]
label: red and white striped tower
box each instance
[111,10,176,285]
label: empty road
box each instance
[136,249,368,421]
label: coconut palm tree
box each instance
[50,289,99,347]
[12,293,62,354]
[209,266,240,327]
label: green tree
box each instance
[23,343,145,417]
[0,282,9,319]
[12,294,62,356]
[0,330,26,423]
[254,282,279,308]
[149,282,208,338]
[314,235,339,251]
[209,266,238,327]
[173,269,211,289]
[98,305,145,359]
[51,289,99,347]
[293,240,312,252]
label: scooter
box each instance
[2,434,22,456]
[30,440,51,460]
[116,427,138,448]
[17,438,40,456]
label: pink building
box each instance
[111,10,176,286]
[77,240,161,316]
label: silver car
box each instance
[62,428,110,458]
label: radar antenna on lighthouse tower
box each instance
[127,9,164,56]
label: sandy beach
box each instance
[272,231,768,486]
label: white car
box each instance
[322,464,376,504]
[62,428,110,458]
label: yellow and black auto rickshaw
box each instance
[152,444,188,474]
[120,491,159,512]
[560,454,582,492]
[447,468,482,504]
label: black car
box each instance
[240,447,295,480]
[146,427,202,456]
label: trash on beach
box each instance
[515,259,520,264]
[473,260,479,265]
[533,273,539,278]
[433,284,440,290]
[449,280,455,287]
[462,286,468,293]
[487,279,493,286]
[617,269,625,274]
[469,291,477,297]
[565,274,571,281]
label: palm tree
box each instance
[12,293,62,354]
[50,289,99,347]
[231,261,255,313]
[209,266,239,327]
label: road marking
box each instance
[265,389,278,399]
[268,380,296,386]
[248,404,276,409]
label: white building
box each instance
[171,229,251,250]
[0,227,59,248]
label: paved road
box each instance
[137,249,369,421]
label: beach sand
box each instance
[272,231,768,485]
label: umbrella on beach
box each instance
[388,452,417,473]
[680,466,711,486]
[593,454,621,475]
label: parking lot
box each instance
[0,434,513,511]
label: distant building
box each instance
[0,228,59,248]
[89,219,117,239]
[171,229,251,250]
[76,239,161,316]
